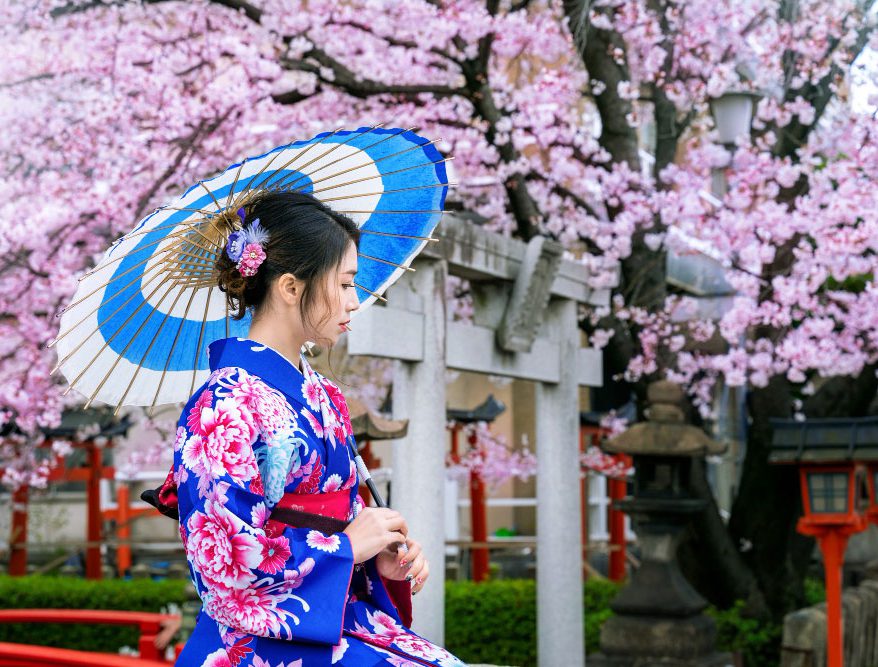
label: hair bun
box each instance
[215,251,248,304]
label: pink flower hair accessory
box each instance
[225,207,269,277]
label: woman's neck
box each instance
[247,315,305,371]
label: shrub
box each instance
[444,578,621,666]
[0,575,622,664]
[0,575,188,653]
[706,600,782,667]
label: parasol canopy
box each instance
[52,126,451,412]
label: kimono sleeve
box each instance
[175,369,354,645]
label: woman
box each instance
[173,191,465,666]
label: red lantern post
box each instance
[795,465,867,667]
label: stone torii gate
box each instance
[348,215,613,666]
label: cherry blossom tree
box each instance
[563,0,878,618]
[5,0,878,624]
[1,0,622,487]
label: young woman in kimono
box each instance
[173,192,465,666]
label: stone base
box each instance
[592,614,733,667]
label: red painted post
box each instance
[470,470,489,581]
[607,473,627,582]
[8,486,28,576]
[797,525,858,667]
[822,530,846,667]
[467,429,489,582]
[86,441,103,580]
[116,483,132,576]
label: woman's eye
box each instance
[342,283,353,289]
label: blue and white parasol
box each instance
[52,126,451,412]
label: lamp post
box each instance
[769,418,876,667]
[708,89,761,198]
[709,90,761,148]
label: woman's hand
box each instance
[376,537,429,595]
[343,507,408,564]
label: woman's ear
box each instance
[274,273,301,307]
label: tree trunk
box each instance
[678,458,769,617]
[727,376,813,617]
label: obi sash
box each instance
[141,467,350,535]
[265,490,351,535]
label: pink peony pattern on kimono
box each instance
[290,449,323,494]
[302,377,324,411]
[394,634,460,663]
[321,378,353,436]
[331,637,348,663]
[230,373,295,440]
[341,458,358,491]
[173,426,187,452]
[253,658,303,667]
[188,389,214,435]
[367,609,404,638]
[349,627,394,649]
[283,557,315,591]
[322,474,343,493]
[200,648,233,667]
[306,530,341,553]
[302,409,324,438]
[205,583,287,638]
[250,501,268,528]
[186,499,261,589]
[182,397,259,485]
[257,534,292,574]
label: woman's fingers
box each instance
[399,539,421,568]
[411,559,430,595]
[383,511,408,537]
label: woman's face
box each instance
[304,241,360,347]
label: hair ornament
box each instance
[225,207,269,277]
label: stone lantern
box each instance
[590,381,731,667]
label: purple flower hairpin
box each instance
[225,208,269,277]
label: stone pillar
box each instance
[391,257,448,643]
[535,298,585,666]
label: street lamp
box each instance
[709,90,762,148]
[707,89,761,198]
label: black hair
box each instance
[215,191,360,325]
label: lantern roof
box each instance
[347,397,409,441]
[769,416,878,464]
[446,394,506,424]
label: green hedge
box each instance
[0,575,789,667]
[0,575,621,664]
[445,578,621,666]
[0,576,188,652]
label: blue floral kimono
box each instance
[173,337,465,667]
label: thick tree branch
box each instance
[773,0,877,158]
[563,1,640,170]
[281,47,467,100]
